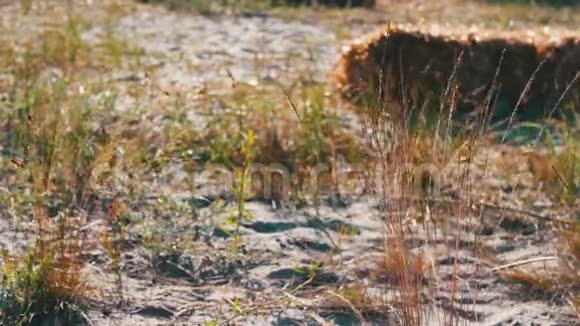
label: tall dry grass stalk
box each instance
[359,49,507,324]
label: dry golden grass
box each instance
[500,269,554,290]
[1,0,578,324]
[526,151,558,185]
[376,238,425,287]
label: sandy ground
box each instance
[0,1,578,325]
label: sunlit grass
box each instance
[0,0,578,324]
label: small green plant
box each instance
[231,297,240,316]
[291,261,324,283]
[225,129,255,249]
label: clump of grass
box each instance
[98,18,146,69]
[190,81,363,205]
[1,234,89,325]
[549,119,580,315]
[29,15,91,76]
[524,116,579,205]
[0,11,134,323]
[2,78,116,212]
[338,279,371,309]
[548,128,579,207]
[355,49,494,324]
[377,237,425,325]
[147,78,365,252]
[0,76,108,324]
[135,0,272,15]
[377,238,425,287]
[521,116,579,313]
